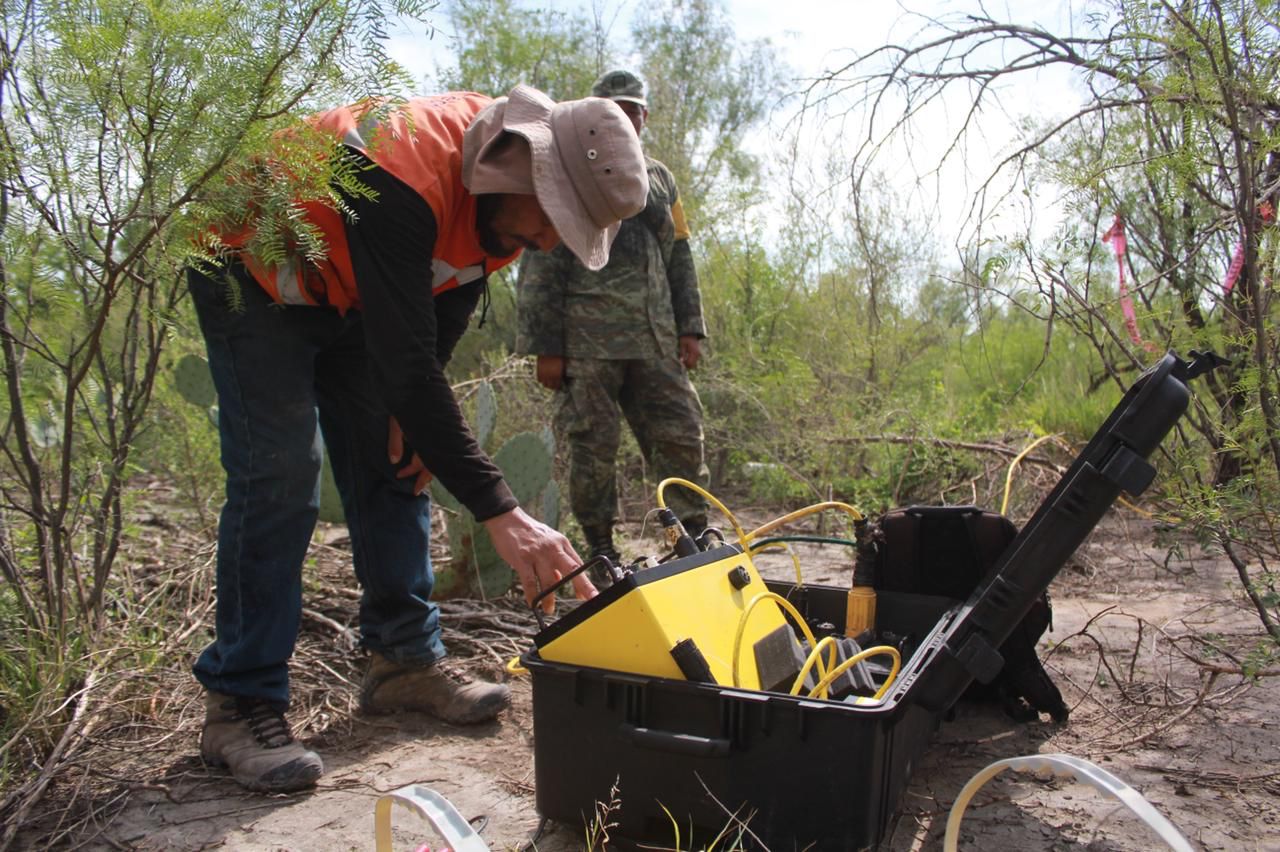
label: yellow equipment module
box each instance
[533,544,791,690]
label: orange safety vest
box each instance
[239,93,519,313]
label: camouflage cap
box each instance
[591,69,647,107]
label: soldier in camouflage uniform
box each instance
[517,69,710,568]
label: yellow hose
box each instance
[748,541,805,586]
[646,481,901,701]
[742,501,864,546]
[807,644,902,701]
[656,477,748,542]
[789,635,839,698]
[1000,433,1061,516]
[731,591,821,689]
[733,592,902,702]
[1002,434,1160,520]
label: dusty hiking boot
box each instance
[360,654,510,724]
[200,692,323,793]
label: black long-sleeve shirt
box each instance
[342,157,516,521]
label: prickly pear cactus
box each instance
[318,452,344,524]
[536,425,560,530]
[174,353,218,426]
[432,514,475,599]
[493,431,553,506]
[174,354,216,408]
[429,478,461,512]
[432,428,556,600]
[474,380,496,450]
[539,478,561,531]
[471,527,507,598]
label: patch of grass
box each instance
[574,780,765,852]
[582,779,621,850]
[0,618,87,794]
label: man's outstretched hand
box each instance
[484,506,597,613]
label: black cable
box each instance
[518,815,551,851]
[751,534,857,549]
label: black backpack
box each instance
[860,505,1069,723]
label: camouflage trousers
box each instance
[554,356,710,531]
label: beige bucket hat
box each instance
[463,85,647,270]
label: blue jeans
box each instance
[189,263,446,706]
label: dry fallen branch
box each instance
[0,671,101,851]
[301,607,358,650]
[1138,765,1280,797]
[829,433,1065,471]
[1102,671,1219,752]
[1041,601,1263,756]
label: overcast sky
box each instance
[390,0,1088,251]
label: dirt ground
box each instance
[17,499,1280,851]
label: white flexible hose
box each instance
[944,753,1194,852]
[374,784,491,852]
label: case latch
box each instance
[1100,445,1156,495]
[953,632,1005,685]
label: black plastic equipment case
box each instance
[521,351,1221,851]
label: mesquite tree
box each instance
[0,0,432,837]
[0,0,428,655]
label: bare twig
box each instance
[829,433,1064,471]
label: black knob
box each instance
[727,565,751,590]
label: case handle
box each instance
[528,555,613,630]
[902,505,982,518]
[620,723,730,758]
[1100,445,1157,495]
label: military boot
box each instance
[360,654,510,724]
[581,524,622,585]
[682,514,709,541]
[200,691,324,793]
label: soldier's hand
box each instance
[484,506,597,613]
[387,416,433,495]
[679,335,702,370]
[535,355,566,391]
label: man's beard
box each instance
[475,194,510,257]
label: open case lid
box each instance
[901,350,1226,712]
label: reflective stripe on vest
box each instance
[433,259,485,290]
[275,256,306,305]
[265,248,492,307]
[341,109,382,152]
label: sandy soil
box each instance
[19,505,1280,851]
